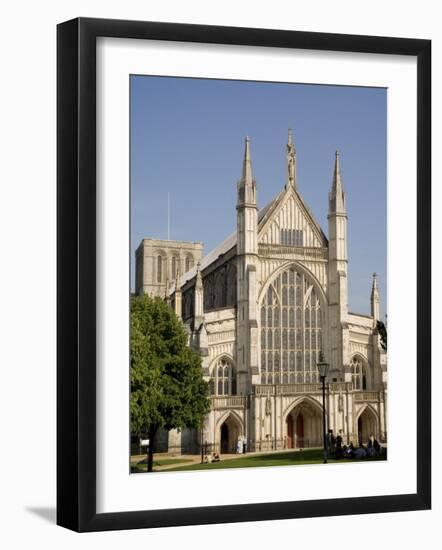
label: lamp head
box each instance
[317,351,330,379]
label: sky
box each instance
[130,76,387,318]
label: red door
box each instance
[287,415,294,448]
[296,414,304,448]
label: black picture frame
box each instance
[57,17,431,532]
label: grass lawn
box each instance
[164,448,387,472]
[131,457,194,473]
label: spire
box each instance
[370,272,380,323]
[237,136,256,208]
[329,150,346,214]
[371,272,379,292]
[241,136,253,184]
[286,128,297,189]
[333,150,343,191]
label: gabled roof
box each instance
[172,186,327,293]
[258,185,328,246]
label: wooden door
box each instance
[296,413,304,448]
[287,414,293,448]
[221,423,229,454]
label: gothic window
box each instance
[350,355,369,390]
[157,255,163,283]
[280,229,304,246]
[210,357,236,395]
[171,256,179,279]
[260,266,323,385]
[185,255,194,272]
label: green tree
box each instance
[130,294,210,472]
[376,320,387,351]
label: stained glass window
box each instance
[260,267,323,384]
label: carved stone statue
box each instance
[286,129,296,186]
[265,396,271,416]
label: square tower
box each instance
[135,238,204,297]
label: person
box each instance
[212,452,220,462]
[354,444,367,459]
[344,442,355,459]
[335,430,343,459]
[374,438,381,455]
[242,436,247,454]
[367,434,376,457]
[237,436,243,454]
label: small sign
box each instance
[140,439,149,447]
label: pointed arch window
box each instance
[350,355,369,390]
[210,357,236,396]
[171,256,176,279]
[260,267,323,385]
[157,255,163,283]
[185,255,194,273]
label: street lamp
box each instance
[200,424,205,464]
[317,351,330,464]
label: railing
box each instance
[207,330,235,344]
[329,382,353,392]
[213,385,378,400]
[254,382,353,396]
[254,383,320,395]
[211,396,247,409]
[258,244,328,260]
[354,391,380,402]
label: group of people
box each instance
[327,430,383,460]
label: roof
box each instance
[171,186,326,293]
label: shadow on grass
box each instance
[131,448,387,473]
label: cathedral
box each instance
[135,131,387,455]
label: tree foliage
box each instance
[130,294,210,471]
[376,320,387,351]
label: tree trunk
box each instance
[147,427,157,473]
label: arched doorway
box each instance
[286,400,322,448]
[219,414,242,454]
[296,414,304,448]
[357,407,378,445]
[221,423,229,454]
[287,415,293,448]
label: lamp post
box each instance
[200,424,205,464]
[317,351,330,464]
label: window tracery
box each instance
[185,255,194,272]
[260,266,322,384]
[210,357,236,396]
[350,355,368,390]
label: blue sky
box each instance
[130,76,386,318]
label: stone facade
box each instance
[135,238,203,297]
[135,132,387,455]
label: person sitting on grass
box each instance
[354,443,367,459]
[212,452,220,462]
